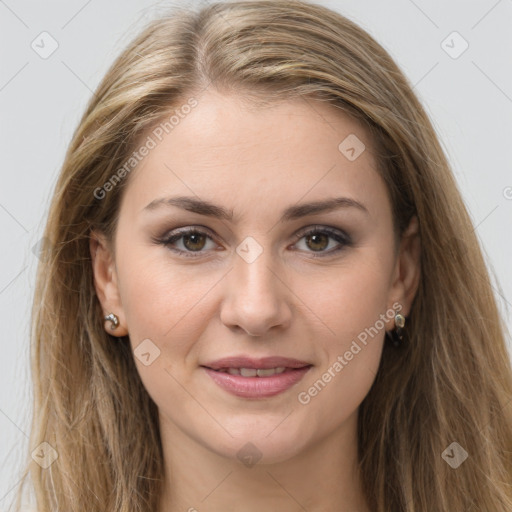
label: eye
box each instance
[157,225,351,259]
[292,225,352,258]
[157,227,218,258]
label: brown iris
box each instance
[305,232,329,252]
[183,233,207,251]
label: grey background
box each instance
[1,0,511,509]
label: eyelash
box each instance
[156,225,352,259]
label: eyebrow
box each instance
[142,195,369,222]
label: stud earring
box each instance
[104,312,119,330]
[387,313,406,348]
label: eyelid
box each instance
[293,224,350,241]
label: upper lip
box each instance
[202,356,312,370]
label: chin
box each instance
[199,420,311,466]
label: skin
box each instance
[90,89,420,512]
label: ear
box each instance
[387,215,421,321]
[89,229,129,337]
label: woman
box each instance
[12,1,512,510]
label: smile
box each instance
[202,365,312,398]
[214,367,289,376]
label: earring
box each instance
[387,313,406,348]
[104,312,119,330]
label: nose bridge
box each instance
[236,240,277,294]
[220,235,291,335]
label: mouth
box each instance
[203,366,311,377]
[201,355,312,372]
[200,359,313,398]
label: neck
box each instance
[157,410,370,512]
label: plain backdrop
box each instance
[1,0,511,508]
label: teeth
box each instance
[256,367,285,377]
[255,368,277,377]
[240,368,257,377]
[220,367,288,377]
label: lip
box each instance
[202,356,311,370]
[201,356,312,399]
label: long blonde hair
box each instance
[10,1,512,510]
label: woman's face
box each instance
[92,89,419,464]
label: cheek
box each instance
[117,242,200,329]
[312,255,393,340]
[115,245,225,370]
[115,250,218,403]
[294,259,391,434]
[302,252,392,383]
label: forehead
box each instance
[120,89,389,221]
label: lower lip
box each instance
[202,366,312,398]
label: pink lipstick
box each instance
[201,356,312,399]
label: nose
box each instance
[219,246,292,337]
